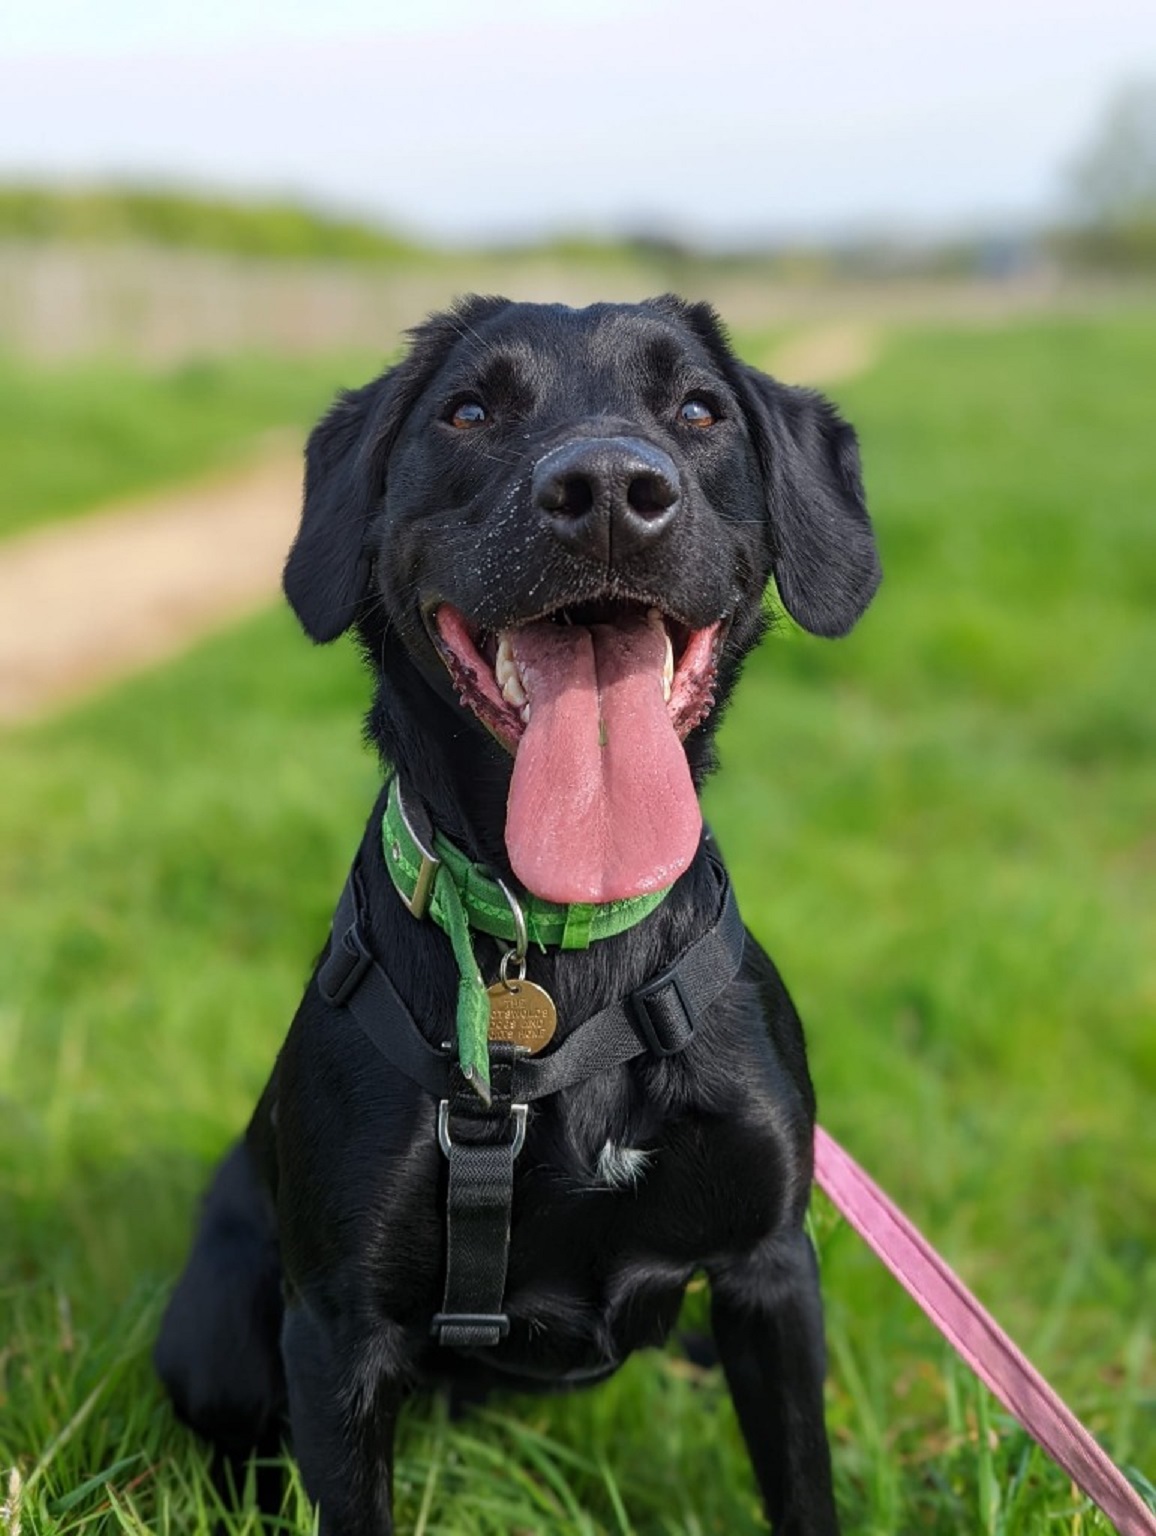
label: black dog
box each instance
[156,295,880,1534]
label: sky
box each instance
[2,0,1155,245]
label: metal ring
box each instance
[494,877,528,962]
[437,1100,453,1157]
[438,1100,528,1160]
[499,947,526,989]
[509,1104,528,1158]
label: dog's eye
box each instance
[679,399,715,428]
[448,399,487,430]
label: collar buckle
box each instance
[395,783,442,919]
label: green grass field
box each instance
[1,313,1154,1534]
[0,350,384,541]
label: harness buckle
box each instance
[318,920,373,1007]
[437,1100,528,1160]
[431,1310,510,1342]
[630,966,697,1057]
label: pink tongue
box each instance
[506,615,701,903]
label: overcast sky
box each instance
[3,0,1154,245]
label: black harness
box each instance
[317,853,747,1348]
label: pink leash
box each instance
[813,1126,1156,1535]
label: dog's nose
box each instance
[532,437,680,563]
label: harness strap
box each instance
[318,869,451,1097]
[317,853,745,1104]
[316,852,746,1349]
[434,1048,525,1347]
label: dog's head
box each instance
[284,296,880,903]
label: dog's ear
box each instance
[283,294,515,643]
[283,376,394,643]
[737,366,881,637]
[645,296,880,637]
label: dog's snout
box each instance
[533,437,680,562]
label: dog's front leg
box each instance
[282,1301,408,1536]
[708,1230,840,1536]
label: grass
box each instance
[0,350,384,541]
[1,311,1154,1533]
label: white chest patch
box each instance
[595,1141,652,1189]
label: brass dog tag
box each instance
[486,979,557,1054]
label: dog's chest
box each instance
[510,1094,787,1276]
[449,1098,785,1379]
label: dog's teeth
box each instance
[646,609,673,700]
[520,702,531,724]
[495,633,515,678]
[501,672,527,708]
[496,633,527,707]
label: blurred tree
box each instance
[0,184,422,264]
[1062,78,1156,270]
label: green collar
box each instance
[381,778,670,1101]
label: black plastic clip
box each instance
[630,966,697,1057]
[318,921,373,1007]
[431,1311,511,1343]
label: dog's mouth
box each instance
[430,600,726,904]
[432,601,723,752]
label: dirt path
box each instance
[0,323,881,726]
[764,321,880,386]
[0,451,302,724]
